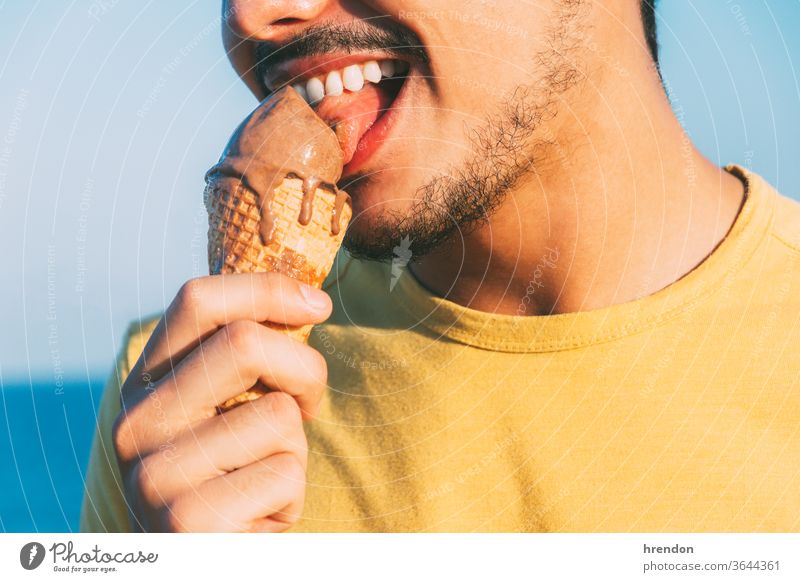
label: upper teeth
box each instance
[284,59,407,104]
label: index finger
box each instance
[130,273,332,385]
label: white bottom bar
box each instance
[1,534,798,581]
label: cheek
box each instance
[434,50,532,123]
[419,4,548,115]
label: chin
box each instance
[337,161,460,261]
[338,197,414,262]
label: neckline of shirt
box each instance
[391,165,776,353]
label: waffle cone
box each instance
[205,175,351,412]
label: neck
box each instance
[409,33,745,316]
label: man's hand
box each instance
[111,273,332,532]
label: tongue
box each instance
[334,118,375,166]
[313,81,394,165]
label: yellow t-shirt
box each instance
[81,166,800,532]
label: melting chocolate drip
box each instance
[331,190,351,235]
[299,176,320,226]
[258,182,276,245]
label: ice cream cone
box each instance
[205,174,351,411]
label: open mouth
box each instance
[262,55,411,176]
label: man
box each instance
[81,0,800,532]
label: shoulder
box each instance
[79,313,160,533]
[729,165,800,256]
[770,188,800,254]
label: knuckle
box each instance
[294,347,327,408]
[110,414,129,454]
[111,411,137,461]
[260,391,302,430]
[271,452,306,491]
[224,320,261,360]
[271,454,307,525]
[306,347,328,386]
[130,457,165,508]
[287,428,309,461]
[112,393,169,464]
[259,271,289,297]
[174,278,205,315]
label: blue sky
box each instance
[0,1,798,380]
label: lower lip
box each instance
[341,75,410,178]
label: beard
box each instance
[342,3,587,263]
[341,86,558,262]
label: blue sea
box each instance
[0,376,107,532]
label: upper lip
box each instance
[261,51,413,93]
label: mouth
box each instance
[262,54,412,176]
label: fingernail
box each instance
[300,284,329,311]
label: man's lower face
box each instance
[256,33,485,261]
[260,59,538,263]
[241,2,584,259]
